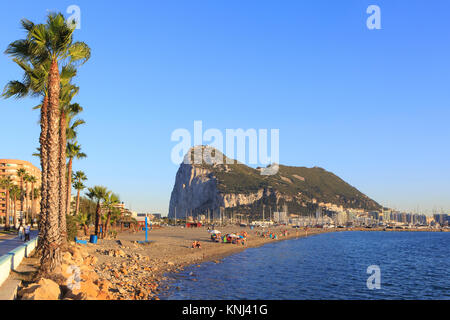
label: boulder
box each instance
[95,279,112,292]
[115,249,126,257]
[96,291,111,300]
[81,269,100,282]
[63,290,87,300]
[83,255,98,266]
[60,263,76,282]
[72,280,100,299]
[71,250,84,264]
[20,279,62,300]
[62,251,74,264]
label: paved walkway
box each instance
[0,230,38,256]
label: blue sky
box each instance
[1,0,449,215]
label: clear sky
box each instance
[1,0,449,215]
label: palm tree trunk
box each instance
[104,211,111,237]
[38,95,49,250]
[95,201,101,236]
[5,190,10,231]
[75,189,81,216]
[40,59,62,275]
[20,178,24,214]
[66,158,73,216]
[59,110,67,245]
[24,182,28,224]
[13,195,17,228]
[31,182,35,222]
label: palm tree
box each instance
[4,17,84,257]
[64,102,85,216]
[5,13,90,274]
[16,168,27,214]
[27,175,38,221]
[9,185,21,228]
[58,83,81,242]
[72,171,87,216]
[66,142,86,215]
[5,40,51,243]
[33,187,40,226]
[86,186,110,236]
[102,193,120,237]
[0,176,13,231]
[76,212,91,236]
[23,173,31,223]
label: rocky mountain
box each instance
[168,146,381,219]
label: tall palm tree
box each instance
[66,143,86,216]
[16,168,27,214]
[102,193,120,237]
[5,13,90,274]
[23,173,31,223]
[9,185,21,228]
[5,42,51,243]
[33,187,40,226]
[65,102,85,214]
[3,18,82,256]
[58,83,80,242]
[86,186,110,236]
[27,175,38,221]
[73,171,87,216]
[0,176,13,231]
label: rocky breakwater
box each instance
[17,244,107,300]
[93,246,163,300]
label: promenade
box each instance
[0,230,38,257]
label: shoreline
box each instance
[87,226,448,299]
[11,226,447,300]
[87,226,334,299]
[155,227,449,299]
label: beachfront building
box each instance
[0,159,41,221]
[433,214,449,226]
[273,211,288,224]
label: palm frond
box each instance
[2,81,29,99]
[67,42,91,65]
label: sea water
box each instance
[161,231,449,300]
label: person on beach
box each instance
[24,224,30,241]
[191,241,201,248]
[18,224,24,240]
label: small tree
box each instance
[86,186,110,236]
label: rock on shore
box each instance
[16,243,162,300]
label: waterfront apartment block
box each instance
[0,159,41,219]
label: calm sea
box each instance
[161,231,449,300]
